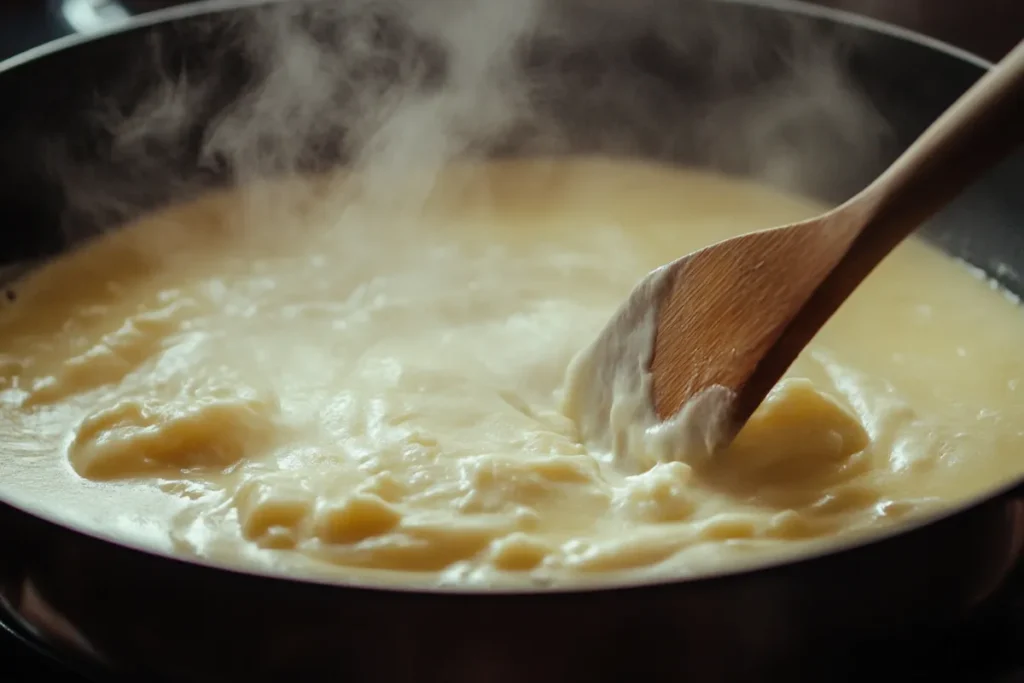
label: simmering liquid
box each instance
[0,158,1021,587]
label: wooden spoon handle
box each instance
[735,41,1024,427]
[794,40,1024,346]
[846,39,1024,257]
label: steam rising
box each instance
[50,0,890,241]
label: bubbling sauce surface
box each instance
[0,158,1022,587]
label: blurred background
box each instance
[812,0,1022,60]
[1,0,1022,62]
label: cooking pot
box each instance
[0,1,1022,681]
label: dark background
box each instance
[813,0,1022,60]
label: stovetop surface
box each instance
[1,2,1023,682]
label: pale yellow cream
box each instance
[0,158,1022,588]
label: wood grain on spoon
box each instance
[648,39,1024,449]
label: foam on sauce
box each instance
[0,157,1022,588]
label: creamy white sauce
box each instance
[0,157,1020,589]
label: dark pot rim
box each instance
[0,0,1019,598]
[0,0,997,74]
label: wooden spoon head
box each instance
[649,217,850,447]
[563,215,853,466]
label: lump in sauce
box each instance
[0,157,1022,588]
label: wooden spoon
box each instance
[576,39,1024,460]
